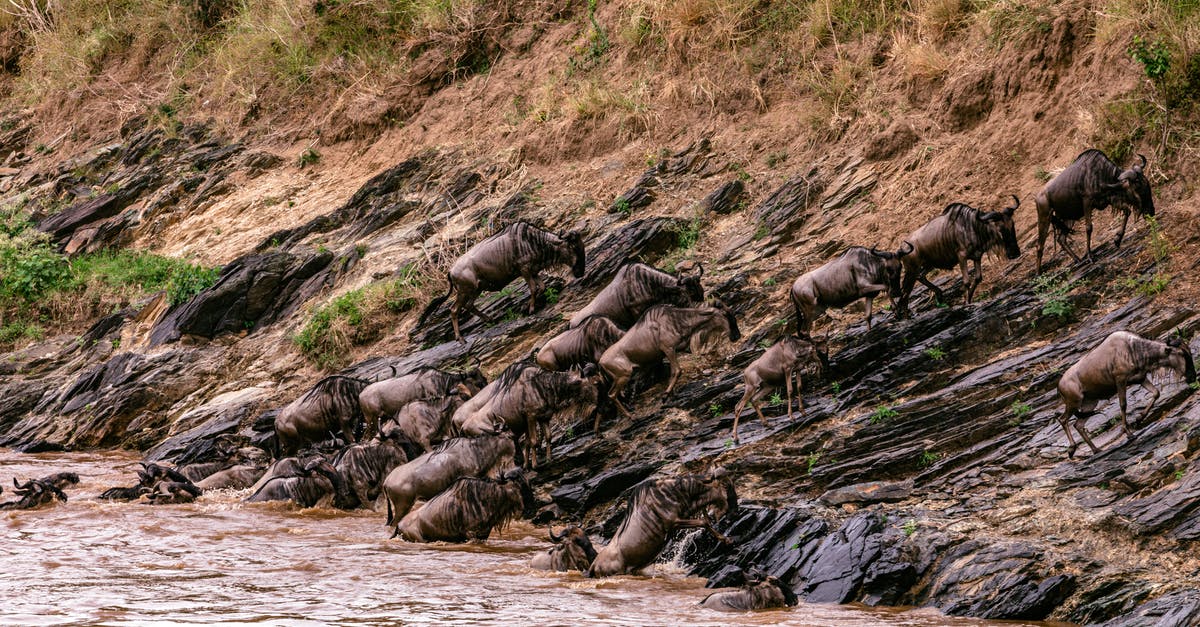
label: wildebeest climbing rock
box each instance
[149,250,335,345]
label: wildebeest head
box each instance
[979,195,1021,260]
[564,230,586,278]
[1165,336,1197,385]
[698,467,738,522]
[500,467,538,518]
[548,523,599,564]
[715,301,741,342]
[870,242,914,299]
[1114,154,1155,217]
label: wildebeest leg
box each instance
[966,258,983,304]
[675,518,733,545]
[1072,411,1101,456]
[862,296,874,331]
[603,362,634,419]
[1056,404,1079,458]
[1084,210,1094,261]
[664,346,681,394]
[1132,379,1162,436]
[730,384,756,444]
[1115,382,1132,441]
[522,272,542,314]
[957,253,973,304]
[785,368,795,422]
[1036,203,1051,274]
[914,273,944,306]
[1114,209,1131,248]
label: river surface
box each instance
[0,450,1067,626]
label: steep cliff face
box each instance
[1,0,1199,622]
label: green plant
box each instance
[1033,272,1077,319]
[614,197,632,216]
[544,286,560,304]
[902,519,917,537]
[1129,35,1171,80]
[923,346,946,361]
[709,402,723,418]
[753,222,770,241]
[870,404,899,424]
[762,277,776,287]
[765,151,788,167]
[1174,468,1186,481]
[1034,166,1051,182]
[675,214,704,251]
[732,163,752,182]
[758,338,771,349]
[0,233,69,300]
[503,308,520,322]
[1010,401,1033,425]
[0,321,44,345]
[167,264,220,306]
[919,450,943,467]
[769,392,784,407]
[298,147,321,168]
[565,426,575,439]
[806,451,822,474]
[831,381,842,394]
[1190,381,1200,391]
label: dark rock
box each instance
[550,462,659,515]
[928,540,1074,620]
[1113,469,1200,536]
[699,179,744,215]
[861,529,920,606]
[1067,577,1153,625]
[149,250,335,345]
[798,512,885,603]
[819,480,913,505]
[609,185,655,215]
[13,440,68,453]
[753,167,824,239]
[1102,589,1200,627]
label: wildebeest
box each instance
[196,465,266,491]
[275,375,371,456]
[332,437,409,509]
[536,315,625,371]
[730,334,828,444]
[359,366,488,440]
[419,221,586,343]
[1056,331,1196,457]
[898,196,1021,316]
[790,243,913,333]
[454,360,599,469]
[587,470,737,577]
[146,481,203,505]
[598,303,741,418]
[0,477,68,510]
[699,573,798,611]
[38,472,80,490]
[246,458,356,509]
[393,469,534,542]
[569,262,704,329]
[530,524,598,572]
[382,433,516,530]
[1035,150,1155,273]
[384,392,469,454]
[100,462,189,501]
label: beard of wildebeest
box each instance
[274,375,369,457]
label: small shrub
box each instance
[708,402,723,418]
[1010,401,1033,425]
[0,233,69,300]
[831,381,842,394]
[1034,166,1051,182]
[1128,35,1171,80]
[923,346,946,361]
[1174,468,1186,481]
[167,264,220,306]
[870,404,899,424]
[753,222,770,241]
[0,320,44,345]
[614,197,632,216]
[902,519,917,536]
[543,286,560,305]
[1033,273,1077,319]
[919,450,943,467]
[769,392,784,407]
[765,151,788,167]
[762,277,776,287]
[757,338,771,349]
[298,147,321,168]
[806,451,822,474]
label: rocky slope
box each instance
[1,0,1199,624]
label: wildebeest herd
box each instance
[10,149,1197,613]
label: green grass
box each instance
[806,451,822,474]
[923,346,946,361]
[1010,401,1033,425]
[769,392,784,406]
[902,519,917,537]
[708,402,723,418]
[919,450,943,468]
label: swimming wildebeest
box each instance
[790,243,913,333]
[1,477,68,510]
[530,524,598,572]
[598,303,741,419]
[245,458,356,509]
[146,481,203,505]
[536,315,625,371]
[587,470,737,577]
[420,221,586,343]
[730,334,828,444]
[1035,150,1155,273]
[359,365,488,440]
[382,433,516,531]
[1056,331,1196,457]
[196,464,266,491]
[569,261,704,329]
[275,375,371,456]
[99,462,189,501]
[332,437,409,509]
[392,469,534,543]
[898,196,1021,316]
[699,572,798,611]
[454,360,599,469]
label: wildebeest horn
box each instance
[1005,194,1020,214]
[548,523,564,542]
[12,477,19,488]
[1135,153,1147,172]
[898,241,914,256]
[695,262,704,278]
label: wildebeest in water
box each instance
[530,524,598,572]
[274,375,370,456]
[382,433,517,531]
[392,469,534,543]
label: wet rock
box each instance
[860,528,920,606]
[1066,577,1154,625]
[144,387,270,463]
[927,540,1074,620]
[1113,471,1200,536]
[798,512,886,603]
[149,250,335,345]
[819,479,913,505]
[681,506,828,589]
[550,462,659,515]
[1102,589,1200,627]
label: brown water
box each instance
[0,450,1061,626]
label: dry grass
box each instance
[892,29,955,82]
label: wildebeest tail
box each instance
[791,293,806,334]
[418,272,455,326]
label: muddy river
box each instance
[0,450,1064,626]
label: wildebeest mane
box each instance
[434,476,523,535]
[942,202,1008,256]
